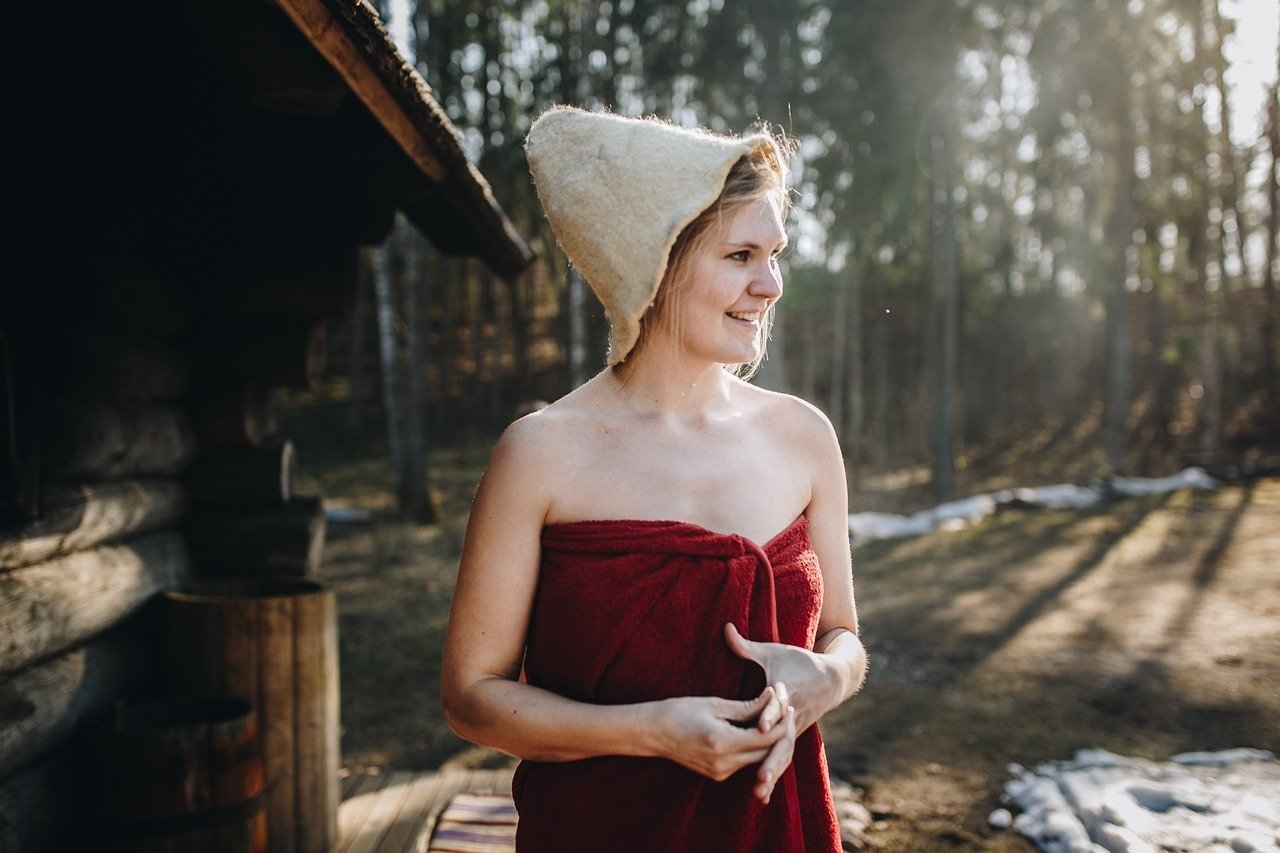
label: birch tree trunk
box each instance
[402,228,436,524]
[346,251,370,443]
[372,243,405,502]
[567,267,588,388]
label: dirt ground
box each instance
[824,478,1280,849]
[303,432,1280,849]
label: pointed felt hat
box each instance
[526,106,773,365]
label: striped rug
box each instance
[427,792,518,852]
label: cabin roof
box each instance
[60,0,534,281]
[272,0,535,279]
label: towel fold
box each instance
[512,515,839,852]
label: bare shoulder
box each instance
[464,404,580,538]
[738,381,840,458]
[488,399,584,477]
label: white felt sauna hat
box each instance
[525,105,776,365]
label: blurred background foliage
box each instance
[314,0,1279,510]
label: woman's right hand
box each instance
[649,685,797,801]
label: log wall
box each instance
[0,480,188,571]
[0,320,199,825]
[0,532,189,674]
[1,244,347,850]
[0,628,154,780]
[0,315,201,851]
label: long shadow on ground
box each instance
[824,483,1279,850]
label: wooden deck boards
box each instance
[335,767,516,853]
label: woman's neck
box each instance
[607,347,735,419]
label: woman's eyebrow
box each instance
[725,237,790,251]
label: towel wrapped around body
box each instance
[511,514,841,852]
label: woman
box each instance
[441,106,867,852]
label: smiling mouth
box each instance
[726,311,760,328]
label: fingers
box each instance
[720,683,787,735]
[722,687,772,725]
[712,692,790,752]
[757,681,788,733]
[697,707,786,781]
[671,691,796,784]
[755,705,797,804]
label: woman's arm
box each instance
[440,415,796,797]
[806,398,868,712]
[725,399,867,732]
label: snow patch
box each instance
[325,506,372,525]
[848,467,1219,545]
[1001,748,1280,852]
[1109,467,1220,496]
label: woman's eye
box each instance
[728,250,749,262]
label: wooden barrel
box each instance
[93,695,268,853]
[160,579,339,853]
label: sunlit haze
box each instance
[1222,0,1280,146]
[388,1,1276,149]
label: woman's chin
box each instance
[719,343,761,366]
[669,330,761,366]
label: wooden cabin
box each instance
[1,0,532,849]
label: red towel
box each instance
[512,515,841,852]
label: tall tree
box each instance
[372,243,406,507]
[842,261,864,473]
[346,252,371,442]
[353,0,1278,492]
[929,119,960,500]
[1105,89,1136,474]
[1191,0,1222,460]
[402,226,437,523]
[1263,73,1279,418]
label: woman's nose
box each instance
[750,264,783,300]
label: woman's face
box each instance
[670,196,787,367]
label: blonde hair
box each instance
[614,130,793,383]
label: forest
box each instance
[302,5,1280,846]
[332,0,1280,511]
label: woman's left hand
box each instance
[724,623,839,734]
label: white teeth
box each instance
[728,312,758,325]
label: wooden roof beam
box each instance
[271,0,448,183]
